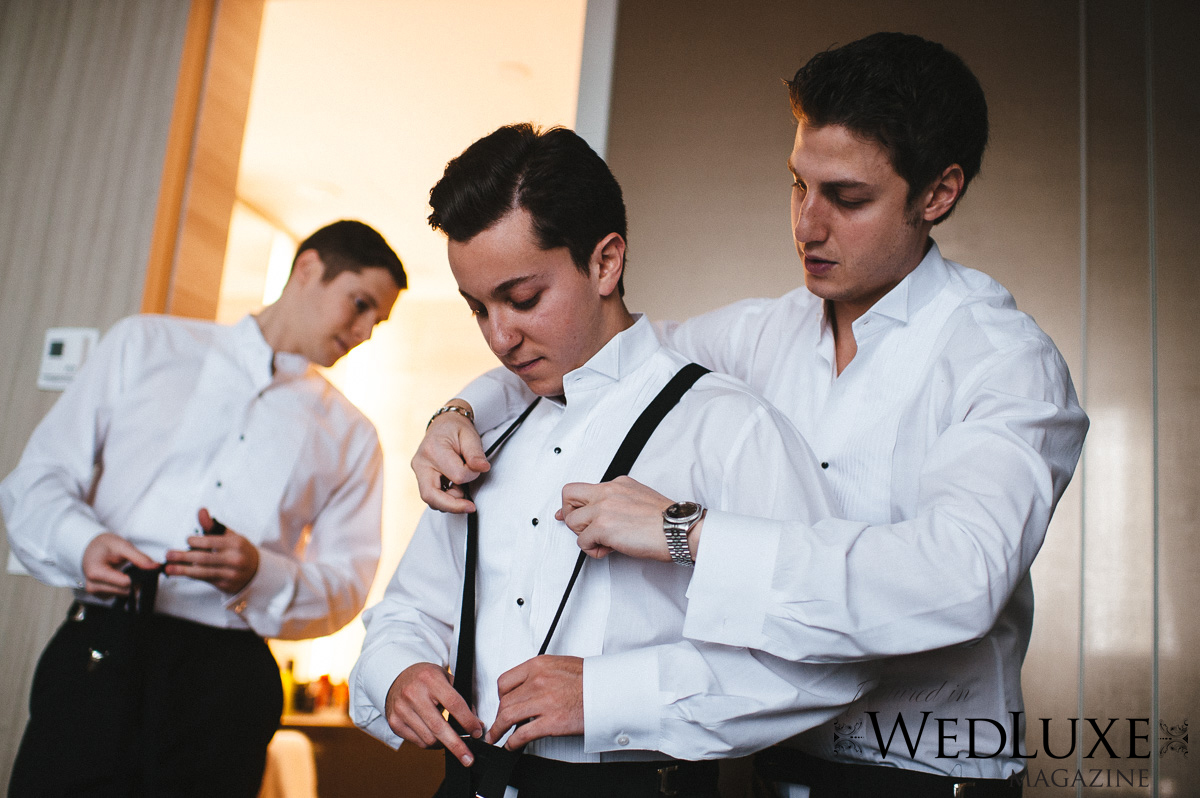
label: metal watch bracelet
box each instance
[427,404,474,429]
[663,502,703,566]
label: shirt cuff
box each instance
[583,648,661,754]
[52,512,108,587]
[349,642,419,749]
[683,510,781,649]
[223,546,297,634]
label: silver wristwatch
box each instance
[662,501,703,566]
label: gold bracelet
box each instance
[428,404,475,429]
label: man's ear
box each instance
[591,233,626,298]
[920,164,966,223]
[290,249,325,287]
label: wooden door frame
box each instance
[143,0,265,320]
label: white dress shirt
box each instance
[455,244,1088,779]
[1,314,384,639]
[351,316,871,764]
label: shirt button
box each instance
[616,734,630,746]
[531,518,539,526]
[216,480,223,487]
[553,447,561,454]
[516,597,525,606]
[239,435,245,441]
[820,462,829,469]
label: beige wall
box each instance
[0,0,193,789]
[606,1,1197,794]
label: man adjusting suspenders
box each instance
[351,124,870,797]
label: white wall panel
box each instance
[0,0,192,788]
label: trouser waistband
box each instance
[512,754,720,798]
[67,601,259,641]
[754,746,1022,798]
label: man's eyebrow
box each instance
[822,179,872,190]
[457,274,539,306]
[786,164,869,191]
[490,274,537,299]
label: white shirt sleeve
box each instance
[582,399,872,758]
[0,320,131,586]
[350,508,463,748]
[230,430,385,640]
[585,642,872,759]
[456,368,537,434]
[684,339,1089,661]
[655,298,776,384]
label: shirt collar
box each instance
[818,239,952,332]
[561,314,657,400]
[863,240,951,325]
[227,315,310,391]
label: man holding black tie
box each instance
[2,220,405,796]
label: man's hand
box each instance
[487,655,584,749]
[81,532,160,598]
[164,508,260,593]
[558,476,700,563]
[412,400,489,514]
[386,662,484,766]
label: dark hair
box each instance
[428,123,627,295]
[788,32,989,223]
[294,219,407,290]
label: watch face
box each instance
[665,501,702,522]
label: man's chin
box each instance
[317,352,341,368]
[321,342,354,367]
[802,272,841,300]
[515,373,565,398]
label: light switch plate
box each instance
[38,327,99,391]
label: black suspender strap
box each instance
[452,397,542,721]
[597,362,711,483]
[535,362,710,656]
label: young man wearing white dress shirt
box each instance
[412,34,1089,798]
[350,123,870,798]
[2,219,405,797]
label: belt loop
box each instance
[658,763,680,796]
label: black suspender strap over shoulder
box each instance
[596,363,711,483]
[536,362,710,656]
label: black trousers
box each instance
[9,603,283,798]
[754,747,1023,798]
[434,742,721,798]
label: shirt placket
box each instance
[489,407,573,661]
[814,316,902,521]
